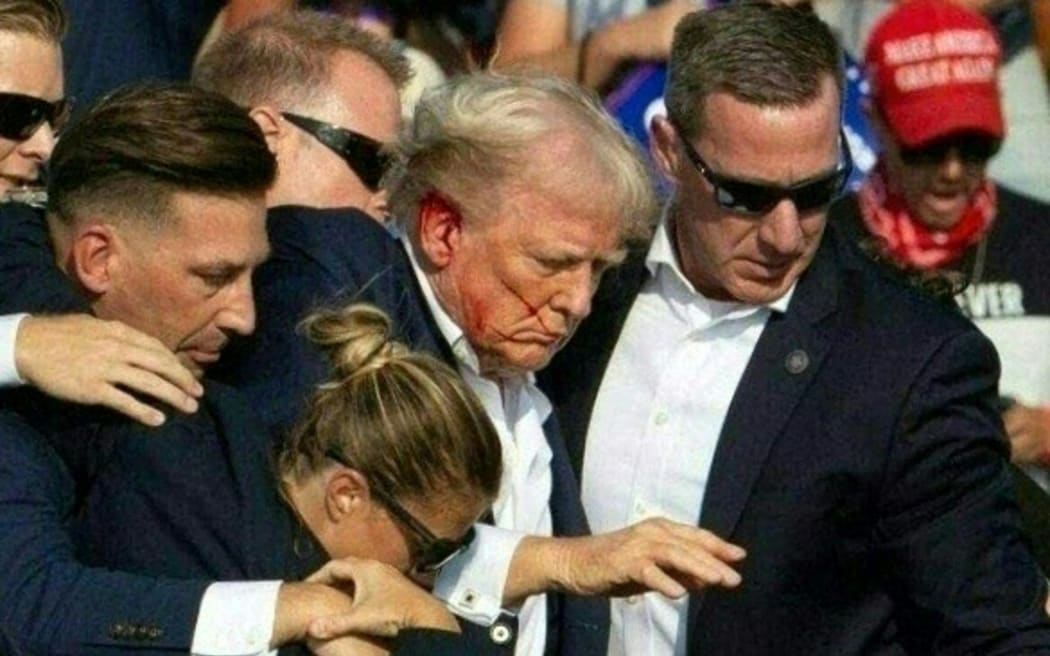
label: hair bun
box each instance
[300,303,407,381]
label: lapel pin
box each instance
[785,349,809,374]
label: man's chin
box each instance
[480,343,559,377]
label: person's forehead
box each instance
[0,31,61,94]
[696,88,841,184]
[323,49,400,144]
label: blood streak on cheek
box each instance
[469,297,487,335]
[499,278,552,333]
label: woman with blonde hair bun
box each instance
[278,302,503,577]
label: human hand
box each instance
[308,633,390,656]
[306,557,459,641]
[509,517,745,602]
[1004,403,1050,466]
[15,314,202,426]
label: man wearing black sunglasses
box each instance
[193,10,405,222]
[832,0,1050,495]
[541,3,1050,654]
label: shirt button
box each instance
[653,410,669,426]
[625,595,641,605]
[633,500,647,517]
[490,621,514,645]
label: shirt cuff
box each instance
[0,313,26,386]
[191,580,282,655]
[433,524,525,625]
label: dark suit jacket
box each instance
[0,203,480,655]
[215,205,610,655]
[540,223,1050,654]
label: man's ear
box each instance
[248,105,286,156]
[324,467,371,523]
[416,191,464,270]
[69,223,119,295]
[650,114,683,184]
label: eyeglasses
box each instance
[282,112,391,191]
[324,449,476,573]
[898,133,1001,167]
[0,92,72,141]
[669,115,852,215]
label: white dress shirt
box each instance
[0,313,25,385]
[582,218,792,656]
[405,241,553,656]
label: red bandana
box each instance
[857,162,996,270]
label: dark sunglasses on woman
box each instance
[0,92,72,141]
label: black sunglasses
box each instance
[669,115,852,215]
[324,449,476,573]
[282,112,390,191]
[0,92,72,141]
[898,132,1001,167]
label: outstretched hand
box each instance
[15,314,202,426]
[509,517,745,603]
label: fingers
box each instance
[661,521,747,562]
[307,557,366,586]
[109,363,199,414]
[96,386,168,427]
[308,608,401,641]
[649,539,743,591]
[617,519,746,594]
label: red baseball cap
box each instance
[865,0,1004,148]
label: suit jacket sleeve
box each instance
[0,203,87,315]
[0,410,209,655]
[875,329,1050,653]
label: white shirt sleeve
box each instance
[0,313,26,386]
[191,581,282,656]
[432,524,526,624]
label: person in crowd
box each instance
[830,0,1050,517]
[539,3,1050,653]
[494,0,700,91]
[217,68,747,656]
[0,0,203,427]
[0,81,466,656]
[812,0,1050,202]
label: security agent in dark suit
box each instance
[539,3,1050,654]
[0,83,466,655]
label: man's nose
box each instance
[18,122,56,164]
[551,268,595,320]
[219,277,256,336]
[758,198,805,256]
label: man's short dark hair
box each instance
[48,81,276,228]
[665,2,843,137]
[193,10,411,112]
[0,0,65,42]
